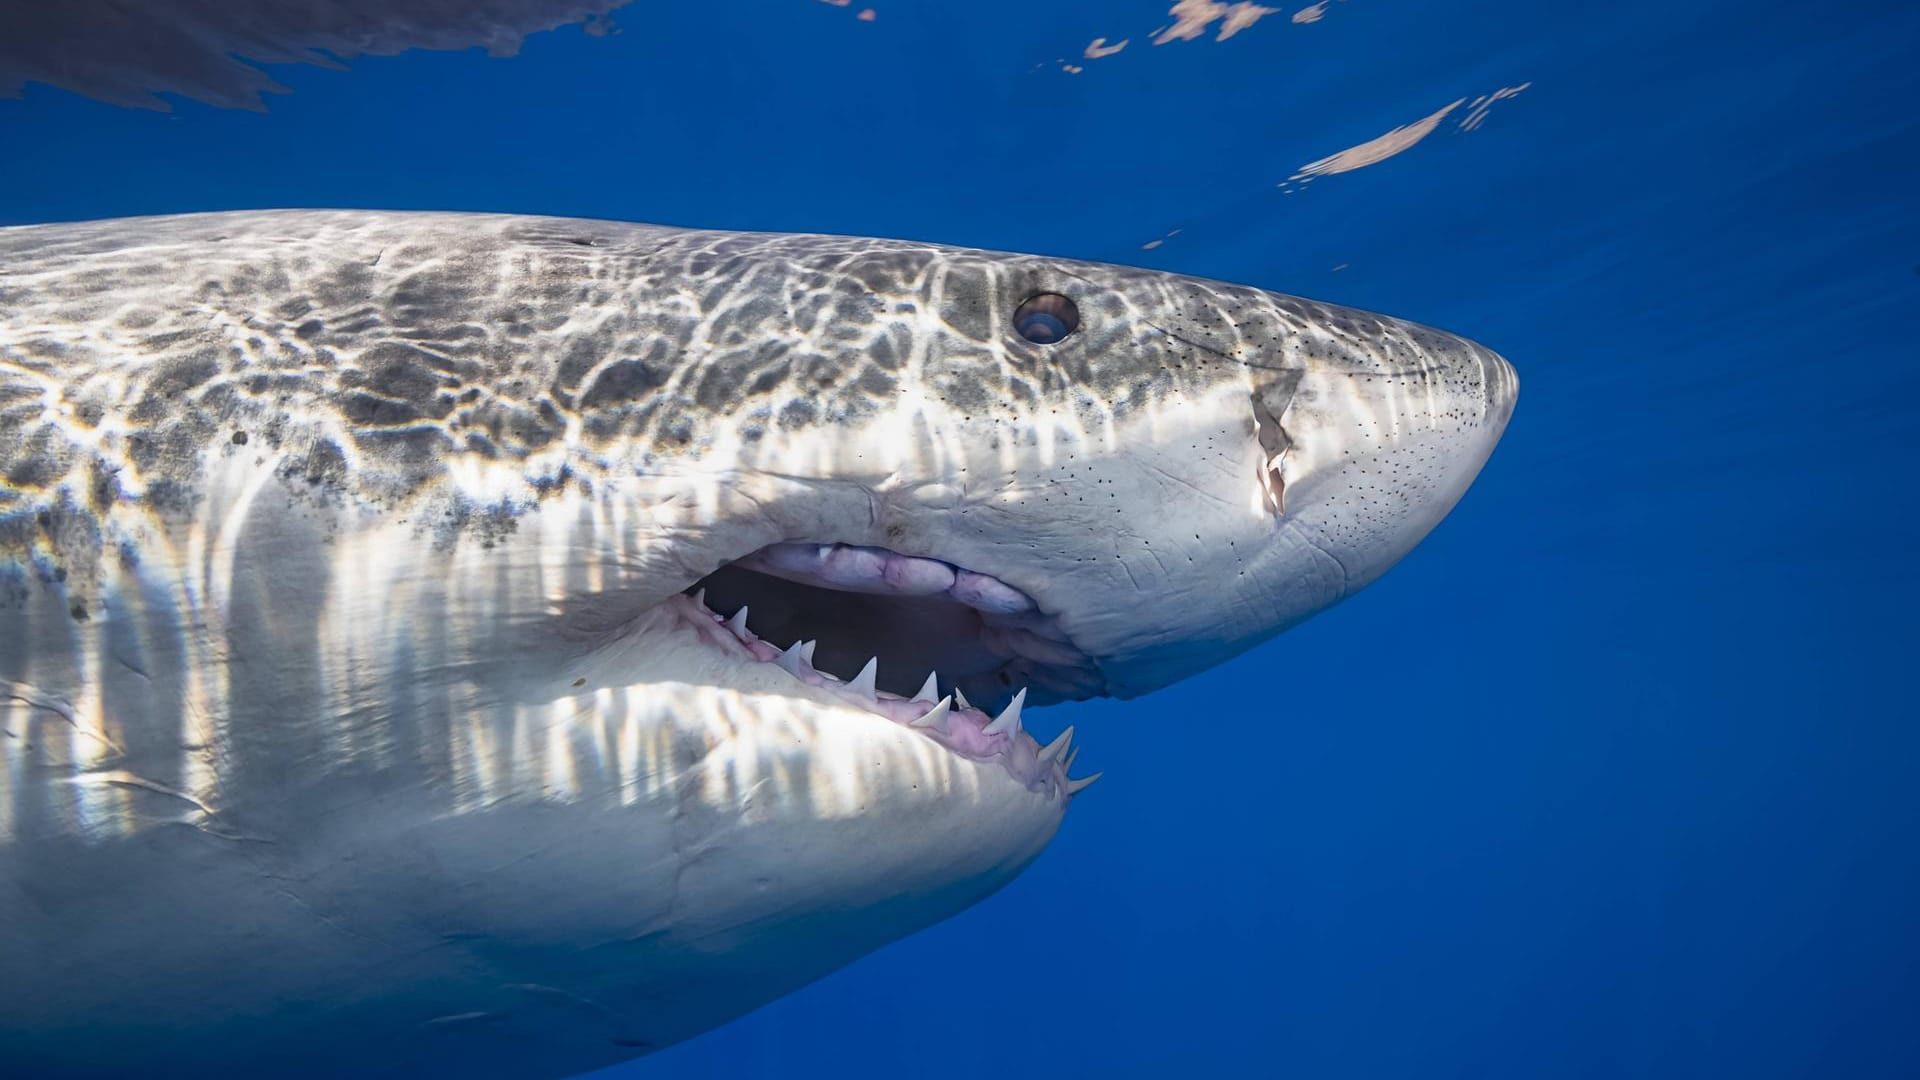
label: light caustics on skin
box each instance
[0,336,1105,842]
[0,210,1514,1077]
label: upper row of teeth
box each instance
[697,591,1102,796]
[735,541,1104,702]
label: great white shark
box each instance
[0,210,1516,1077]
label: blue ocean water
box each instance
[3,1,1916,1077]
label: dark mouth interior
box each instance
[690,542,1102,710]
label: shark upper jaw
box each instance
[697,533,1107,695]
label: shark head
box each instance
[605,232,1520,712]
[0,211,1514,1075]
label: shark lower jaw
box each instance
[667,541,1101,796]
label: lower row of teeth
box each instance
[682,591,1101,795]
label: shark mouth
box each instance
[686,542,1105,794]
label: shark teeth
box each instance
[911,696,951,731]
[982,688,1025,736]
[1037,725,1073,765]
[777,640,811,677]
[911,671,940,704]
[847,657,878,700]
[1065,772,1103,796]
[678,590,1088,798]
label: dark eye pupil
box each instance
[1017,311,1069,343]
[1013,293,1079,344]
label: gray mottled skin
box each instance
[0,211,1514,1077]
[0,211,1505,627]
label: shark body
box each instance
[0,211,1515,1076]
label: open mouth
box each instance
[683,541,1106,793]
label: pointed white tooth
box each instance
[1062,747,1081,772]
[848,657,878,699]
[726,606,750,635]
[692,588,708,610]
[800,640,817,663]
[953,687,972,712]
[912,671,940,704]
[982,688,1026,736]
[777,640,809,676]
[1065,771,1103,796]
[1037,725,1073,764]
[910,696,951,730]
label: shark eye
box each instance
[1013,293,1079,344]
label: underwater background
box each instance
[2,1,1915,1076]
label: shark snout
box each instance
[1275,320,1518,593]
[1479,339,1521,434]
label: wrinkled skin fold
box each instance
[0,212,1515,1077]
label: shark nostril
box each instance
[1263,458,1288,516]
[1250,376,1298,518]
